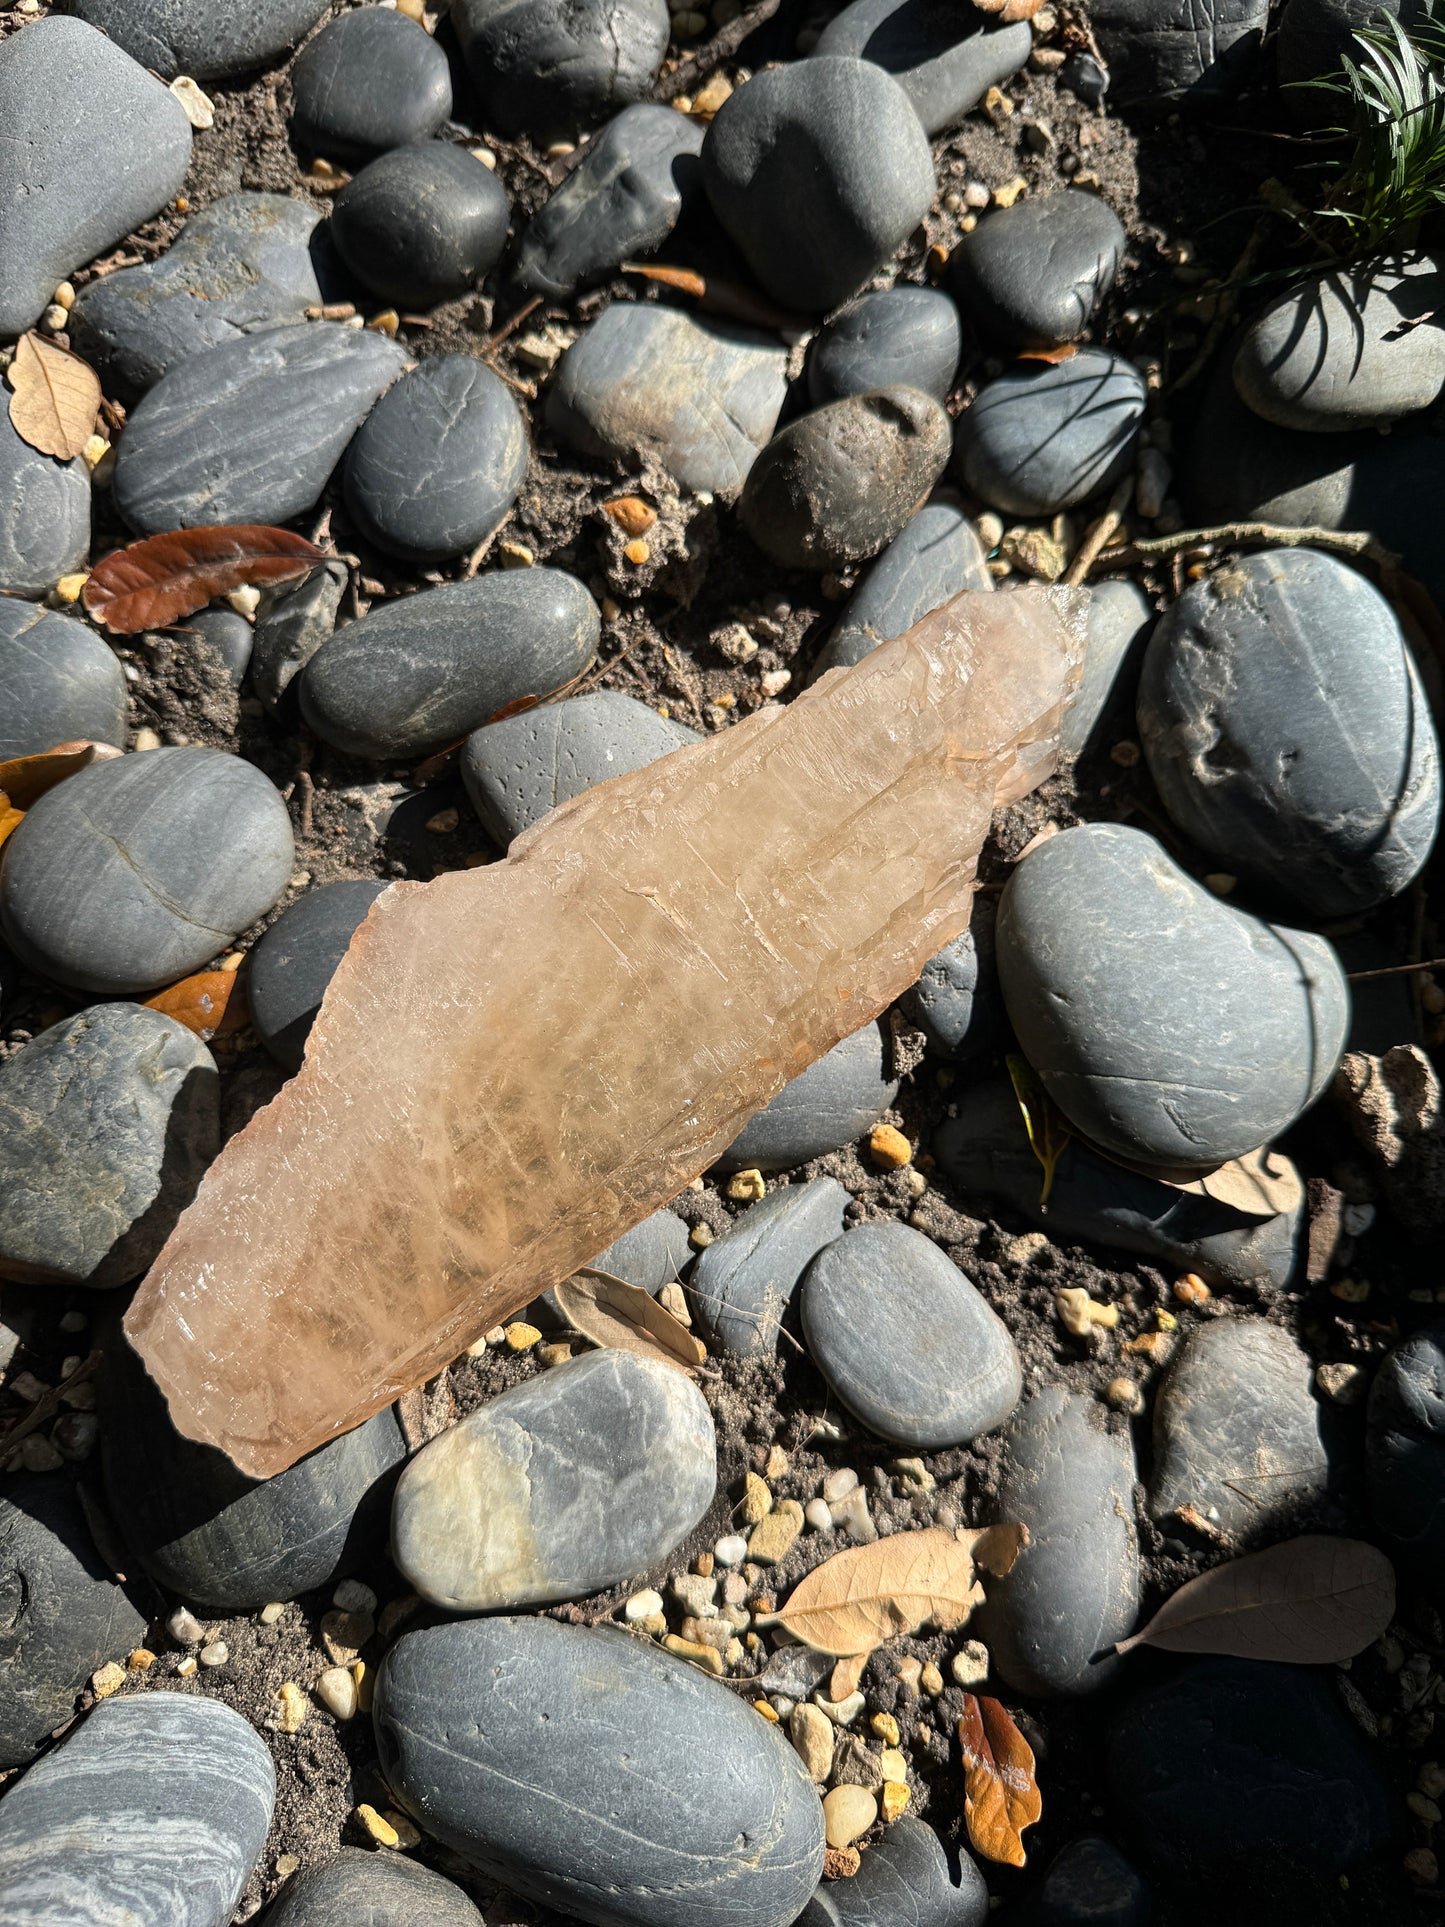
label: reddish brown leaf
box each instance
[0,741,122,809]
[83,526,326,634]
[1016,343,1079,365]
[0,796,22,852]
[958,1694,1041,1868]
[144,970,247,1042]
[621,261,707,299]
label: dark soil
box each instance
[1,1,1442,1924]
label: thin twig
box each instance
[1064,473,1135,585]
[573,625,652,693]
[1346,955,1445,981]
[482,294,542,355]
[0,1350,100,1459]
[1098,521,1400,570]
[653,0,782,100]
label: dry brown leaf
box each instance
[0,795,22,851]
[619,261,810,335]
[7,332,102,460]
[764,1524,1028,1657]
[83,526,326,635]
[1016,343,1079,364]
[144,971,247,1042]
[1116,1535,1395,1663]
[829,1651,869,1701]
[958,1694,1041,1867]
[1192,1146,1305,1217]
[550,1266,706,1374]
[0,740,122,810]
[973,0,1043,17]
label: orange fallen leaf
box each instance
[620,262,811,335]
[83,525,326,634]
[0,794,23,851]
[958,1693,1041,1867]
[144,970,247,1042]
[974,0,1045,18]
[0,740,122,809]
[829,1651,869,1701]
[6,331,102,460]
[1016,344,1079,365]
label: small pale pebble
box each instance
[539,1342,572,1367]
[727,1167,767,1201]
[822,1468,859,1503]
[59,1310,88,1334]
[868,1123,912,1169]
[664,1633,726,1674]
[228,585,262,618]
[1105,1376,1144,1415]
[1056,1286,1119,1336]
[814,1689,866,1726]
[271,1682,308,1733]
[177,1656,198,1677]
[824,1785,877,1848]
[357,1804,400,1849]
[897,1656,923,1694]
[466,1335,489,1356]
[830,1487,877,1542]
[333,1579,377,1615]
[1406,1849,1439,1885]
[689,1222,715,1250]
[19,1435,63,1471]
[657,1281,690,1326]
[670,1571,718,1617]
[725,1636,746,1666]
[722,1572,749,1605]
[626,1589,665,1625]
[39,303,68,334]
[499,541,535,568]
[425,807,459,834]
[91,1661,125,1699]
[805,1498,833,1532]
[964,181,991,209]
[199,1639,229,1668]
[1343,1201,1377,1236]
[741,1471,773,1524]
[504,1322,541,1351]
[132,727,163,752]
[485,1325,507,1343]
[789,1701,835,1780]
[716,625,759,665]
[322,1607,374,1662]
[1005,1230,1050,1266]
[870,1712,900,1745]
[748,1499,804,1565]
[681,1615,732,1652]
[993,176,1027,207]
[1419,1762,1445,1799]
[54,1412,99,1459]
[754,1698,779,1722]
[765,1444,789,1479]
[920,1661,944,1696]
[167,1607,204,1645]
[1317,1362,1367,1405]
[714,1534,748,1567]
[275,1854,300,1878]
[316,1666,360,1719]
[169,75,215,128]
[259,1602,286,1625]
[879,1747,908,1783]
[881,1780,911,1822]
[771,1694,795,1718]
[470,145,498,169]
[760,669,792,698]
[1408,1792,1442,1824]
[890,1457,934,1492]
[952,1640,989,1686]
[127,1648,156,1671]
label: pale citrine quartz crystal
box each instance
[126,587,1086,1476]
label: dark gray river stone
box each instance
[740,386,952,570]
[1148,1319,1331,1539]
[0,747,295,996]
[263,1850,484,1927]
[589,1208,692,1292]
[373,1616,826,1927]
[0,17,192,336]
[0,603,125,758]
[68,194,326,400]
[102,1338,406,1610]
[392,1350,717,1611]
[300,570,600,761]
[1233,254,1445,432]
[935,1079,1301,1289]
[977,1387,1138,1697]
[1106,1659,1392,1888]
[812,0,1030,134]
[0,1694,273,1926]
[803,1222,1021,1447]
[185,608,255,688]
[1277,0,1427,102]
[64,0,328,78]
[691,1178,846,1357]
[811,495,992,679]
[248,879,386,1072]
[344,357,527,562]
[1088,0,1268,103]
[1138,547,1441,916]
[112,323,408,534]
[462,690,698,845]
[0,1477,147,1770]
[954,349,1146,515]
[795,1817,989,1927]
[331,143,511,310]
[899,898,999,1061]
[515,104,706,300]
[453,0,671,135]
[0,1003,219,1289]
[0,413,90,602]
[995,822,1351,1169]
[290,8,453,157]
[702,58,936,313]
[1061,576,1152,756]
[716,1018,898,1172]
[1366,1326,1445,1575]
[250,561,349,713]
[948,189,1126,350]
[1024,1837,1151,1927]
[547,302,789,500]
[1185,345,1369,530]
[807,287,962,407]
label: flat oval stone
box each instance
[547,303,789,500]
[1027,1836,1151,1926]
[691,1178,846,1357]
[1106,1659,1392,1888]
[954,350,1146,515]
[588,1207,692,1292]
[812,0,1029,134]
[0,1003,219,1289]
[515,103,706,300]
[331,143,510,309]
[702,59,936,313]
[1366,1326,1445,1572]
[0,603,125,757]
[301,570,600,761]
[0,412,90,601]
[103,1339,405,1610]
[801,1221,1021,1447]
[0,1692,275,1925]
[948,190,1126,350]
[1234,253,1445,431]
[0,747,294,996]
[976,1387,1138,1696]
[0,1476,146,1770]
[344,358,527,563]
[811,495,991,679]
[808,288,962,407]
[392,1350,716,1611]
[1138,547,1441,916]
[453,0,671,135]
[249,879,386,1072]
[995,822,1351,1168]
[1061,576,1152,756]
[264,1849,484,1927]
[68,194,326,400]
[1185,346,1367,530]
[66,0,327,78]
[1089,0,1268,103]
[795,1816,988,1927]
[740,387,951,571]
[1148,1319,1330,1539]
[935,1079,1301,1290]
[716,1018,898,1172]
[290,8,453,157]
[0,18,191,336]
[373,1617,826,1927]
[462,691,698,845]
[112,323,408,533]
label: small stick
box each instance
[654,0,782,100]
[482,294,542,355]
[1064,473,1135,585]
[1346,956,1445,982]
[0,1351,100,1460]
[1097,521,1399,570]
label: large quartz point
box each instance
[126,588,1085,1477]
